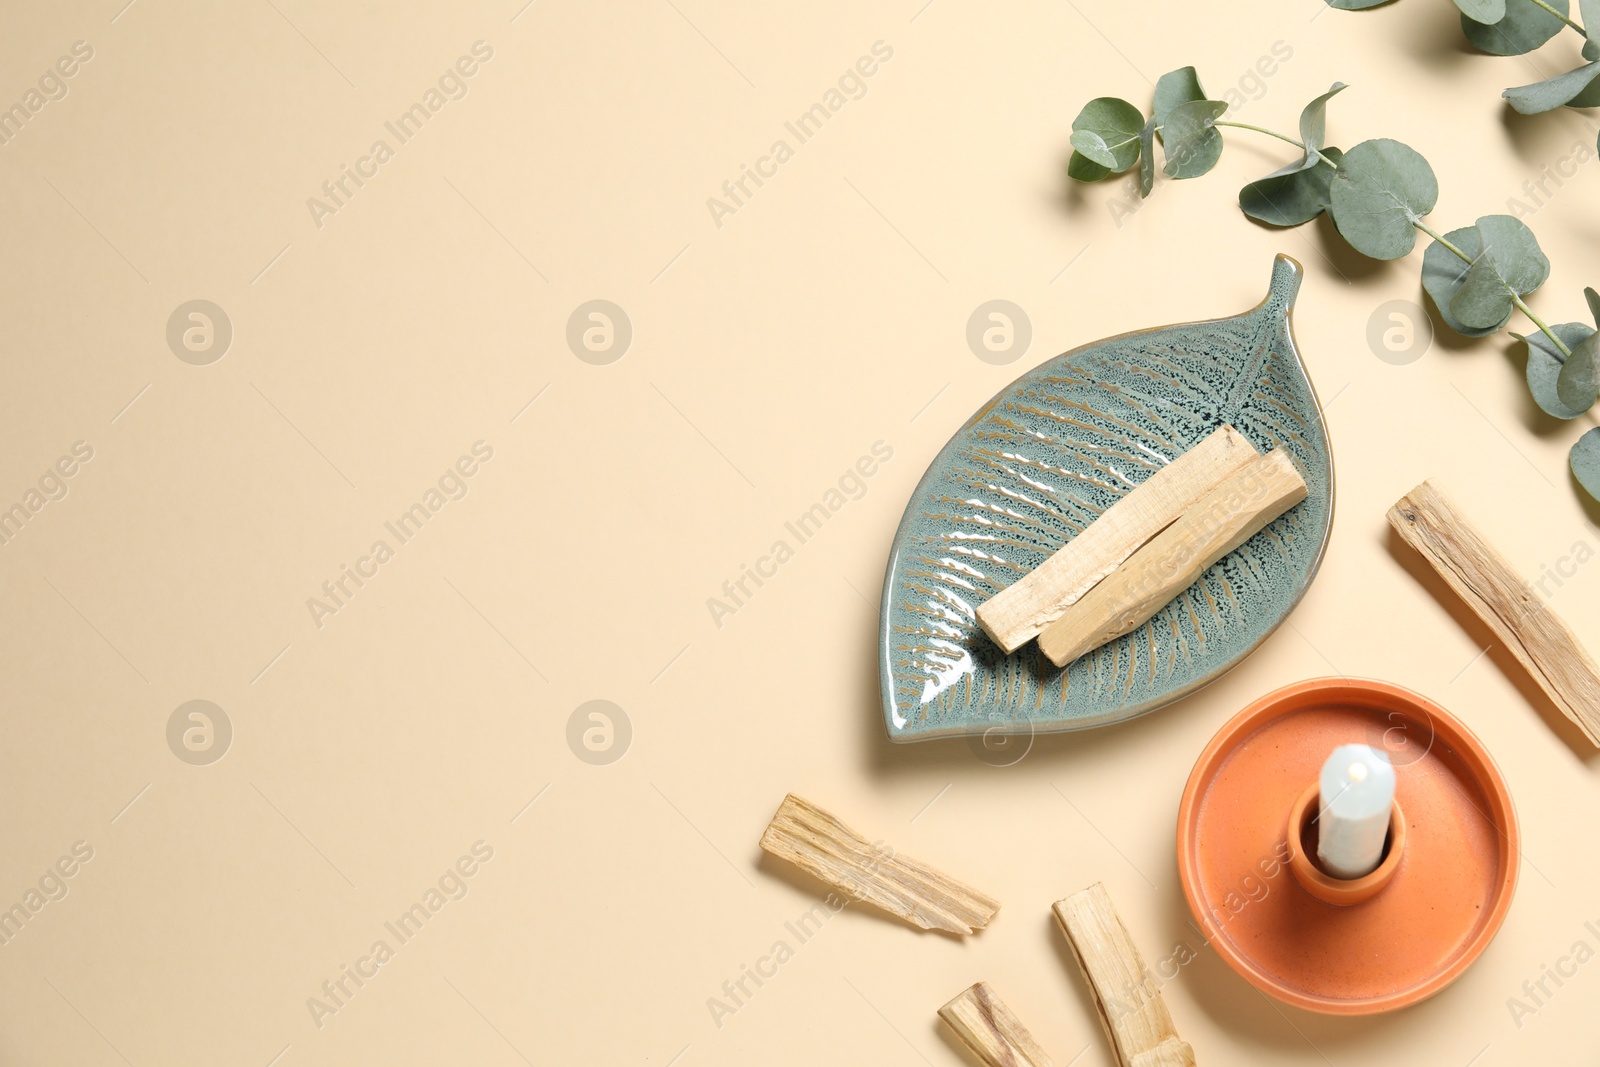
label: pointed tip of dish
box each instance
[1269,253,1304,307]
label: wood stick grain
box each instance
[938,982,1056,1067]
[1037,448,1307,668]
[977,425,1258,654]
[1388,480,1600,745]
[1053,883,1195,1067]
[758,793,999,935]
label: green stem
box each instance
[1414,222,1574,359]
[1212,119,1338,168]
[1214,120,1306,150]
[1527,0,1588,38]
[1513,294,1573,359]
[1414,220,1471,262]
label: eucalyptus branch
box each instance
[1068,67,1600,499]
[1414,220,1574,358]
[1325,0,1600,115]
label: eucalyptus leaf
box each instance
[1070,97,1145,172]
[1239,146,1344,226]
[1477,214,1550,292]
[1068,150,1111,182]
[1520,322,1596,418]
[1461,0,1569,54]
[1571,427,1600,500]
[1153,68,1206,130]
[1139,116,1157,197]
[1574,0,1600,49]
[1570,73,1600,106]
[1299,83,1347,161]
[1422,226,1509,336]
[1452,256,1519,328]
[1504,62,1600,113]
[1456,0,1508,24]
[1557,330,1600,409]
[1571,29,1600,104]
[1328,139,1439,260]
[1449,213,1550,327]
[1161,98,1229,179]
[1326,0,1395,7]
[1068,58,1599,510]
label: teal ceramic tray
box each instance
[879,255,1333,742]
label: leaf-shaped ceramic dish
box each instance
[880,255,1333,742]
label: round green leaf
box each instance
[1449,214,1550,329]
[1451,256,1518,329]
[1462,0,1569,55]
[1457,0,1508,23]
[1586,38,1600,61]
[1478,214,1551,293]
[1239,147,1344,226]
[1153,68,1206,130]
[1504,62,1600,114]
[1422,226,1508,337]
[1329,139,1439,260]
[1572,427,1600,499]
[1068,151,1111,182]
[1070,97,1144,172]
[1585,286,1600,326]
[1327,0,1395,8]
[1557,330,1600,409]
[1521,322,1596,419]
[1161,98,1228,179]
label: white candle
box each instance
[1316,744,1396,880]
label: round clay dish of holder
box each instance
[1176,678,1519,1015]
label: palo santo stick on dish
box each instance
[977,425,1259,654]
[938,982,1056,1067]
[1038,448,1307,668]
[1388,480,1600,745]
[758,793,999,935]
[1128,1040,1198,1067]
[1053,883,1196,1067]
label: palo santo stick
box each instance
[1053,884,1195,1067]
[1388,480,1600,745]
[977,425,1259,654]
[758,793,999,935]
[1129,1039,1197,1067]
[938,982,1056,1067]
[1038,448,1307,668]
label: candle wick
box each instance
[1348,762,1368,783]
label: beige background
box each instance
[2,0,1598,1063]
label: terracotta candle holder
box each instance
[1176,678,1519,1014]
